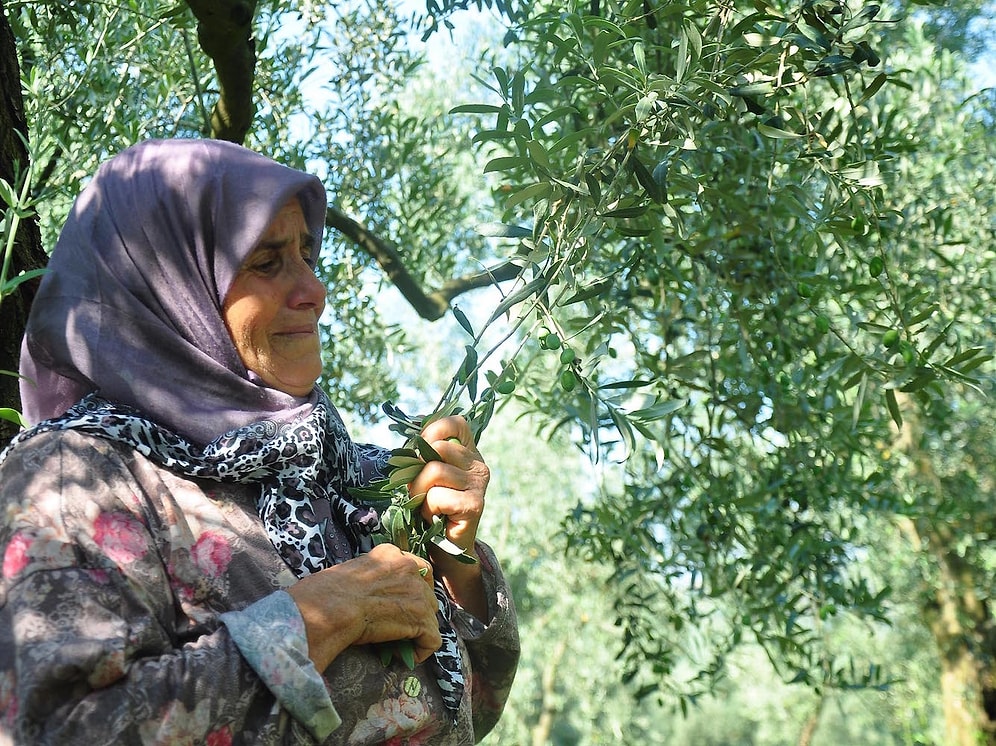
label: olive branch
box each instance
[345,191,594,669]
[347,402,478,669]
[349,401,480,567]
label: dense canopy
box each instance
[2,0,994,742]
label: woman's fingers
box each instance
[410,417,488,496]
[400,416,492,621]
[287,544,442,671]
[408,448,488,553]
[420,415,475,451]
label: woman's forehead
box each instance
[255,198,312,246]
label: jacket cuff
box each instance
[450,542,514,643]
[220,590,341,740]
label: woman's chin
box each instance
[252,364,321,397]
[276,376,320,397]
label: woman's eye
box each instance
[250,256,281,275]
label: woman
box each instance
[0,139,518,744]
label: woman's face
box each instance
[222,199,326,396]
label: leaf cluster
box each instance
[440,0,996,704]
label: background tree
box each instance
[461,3,994,741]
[3,0,994,742]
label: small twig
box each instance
[182,28,211,136]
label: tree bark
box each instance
[891,394,995,745]
[185,0,257,144]
[531,637,567,746]
[796,693,824,746]
[923,525,996,746]
[0,0,46,449]
[893,472,995,745]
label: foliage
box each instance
[7,0,996,739]
[463,406,674,745]
[914,0,996,59]
[437,0,996,721]
[294,0,499,415]
[467,401,945,745]
[0,140,41,306]
[0,129,50,429]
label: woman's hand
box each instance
[408,415,490,621]
[287,543,442,672]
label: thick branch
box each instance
[184,0,257,144]
[325,206,520,321]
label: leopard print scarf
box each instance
[1,392,465,718]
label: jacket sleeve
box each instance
[449,542,520,741]
[221,590,342,739]
[0,431,323,745]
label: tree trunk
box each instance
[184,0,258,144]
[531,638,568,746]
[0,0,46,448]
[924,534,996,746]
[896,517,996,746]
[891,393,995,745]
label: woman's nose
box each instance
[289,258,327,311]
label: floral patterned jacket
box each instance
[0,430,519,745]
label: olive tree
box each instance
[3,0,994,741]
[451,2,994,741]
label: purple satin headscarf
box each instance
[19,138,329,445]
